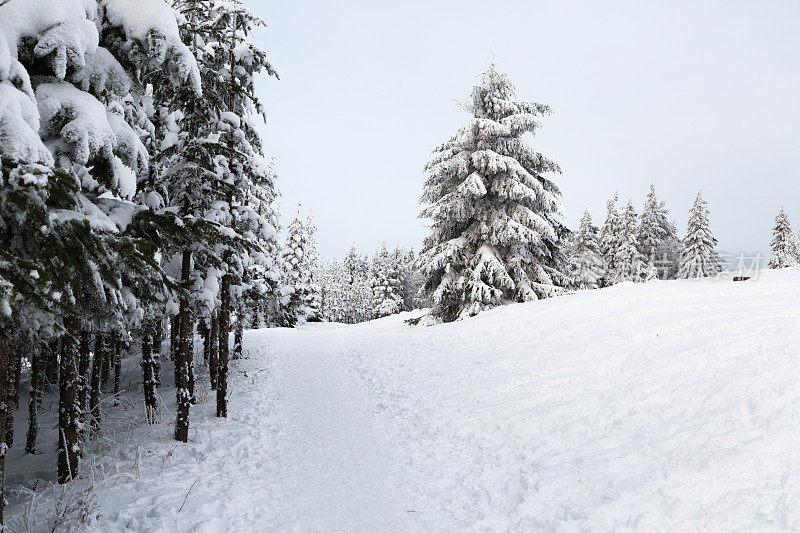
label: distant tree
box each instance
[568,210,605,289]
[768,206,798,269]
[418,63,568,322]
[637,185,680,279]
[281,212,319,326]
[372,245,403,317]
[613,201,646,283]
[678,191,722,279]
[394,247,425,311]
[600,194,621,286]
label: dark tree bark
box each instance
[10,342,21,410]
[89,334,103,436]
[25,344,43,454]
[170,314,179,365]
[199,320,210,365]
[174,249,192,442]
[78,330,91,430]
[187,317,195,401]
[5,343,21,448]
[233,315,243,360]
[58,316,81,483]
[45,339,59,386]
[100,333,112,392]
[217,272,230,417]
[209,311,219,390]
[113,336,122,400]
[141,330,157,425]
[0,328,9,527]
[152,318,163,388]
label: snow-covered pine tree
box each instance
[317,258,346,322]
[600,194,621,286]
[768,206,797,269]
[153,0,279,429]
[795,227,800,265]
[678,191,722,279]
[637,185,680,279]
[371,244,403,317]
[281,212,318,326]
[613,201,646,283]
[303,216,323,322]
[240,156,282,330]
[392,247,422,311]
[341,245,374,323]
[419,63,568,323]
[568,209,605,289]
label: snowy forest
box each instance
[0,0,798,531]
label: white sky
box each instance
[252,0,800,259]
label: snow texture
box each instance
[102,0,201,92]
[8,269,800,530]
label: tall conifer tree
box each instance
[419,63,568,322]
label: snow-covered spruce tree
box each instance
[419,63,568,322]
[341,245,374,324]
[637,185,679,279]
[240,156,282,330]
[317,258,345,322]
[371,244,403,317]
[394,247,424,311]
[599,194,621,287]
[281,213,320,326]
[612,201,646,283]
[678,191,722,279]
[303,216,322,322]
[568,209,604,289]
[154,0,279,429]
[768,206,798,269]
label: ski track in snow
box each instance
[8,269,800,531]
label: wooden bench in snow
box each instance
[733,276,750,282]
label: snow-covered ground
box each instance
[9,269,800,531]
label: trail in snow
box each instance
[268,327,437,531]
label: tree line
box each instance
[0,0,306,524]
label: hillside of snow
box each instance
[9,269,800,531]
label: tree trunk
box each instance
[187,317,195,401]
[0,328,9,528]
[5,345,20,448]
[78,330,91,430]
[45,339,59,386]
[25,344,42,454]
[113,336,122,400]
[89,334,103,436]
[152,319,163,388]
[141,330,157,425]
[10,343,21,410]
[170,314,179,365]
[100,334,111,392]
[217,273,230,417]
[174,249,192,443]
[200,320,210,365]
[58,316,81,483]
[233,315,243,360]
[209,311,219,390]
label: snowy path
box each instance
[268,327,430,531]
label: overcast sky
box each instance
[251,0,800,260]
